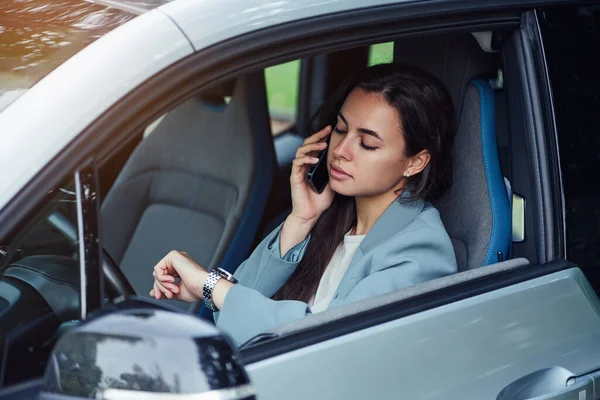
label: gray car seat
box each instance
[393,33,511,271]
[101,72,276,304]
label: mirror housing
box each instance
[497,367,593,400]
[42,308,255,400]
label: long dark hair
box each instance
[272,63,456,303]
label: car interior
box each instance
[0,25,550,386]
[95,29,536,318]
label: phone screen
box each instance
[308,144,329,194]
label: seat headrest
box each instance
[199,79,237,107]
[393,33,499,116]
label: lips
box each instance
[330,164,352,180]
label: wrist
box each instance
[285,213,318,234]
[279,215,315,258]
[212,279,234,311]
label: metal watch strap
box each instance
[203,269,221,312]
[203,268,238,312]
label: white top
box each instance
[309,233,366,313]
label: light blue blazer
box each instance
[214,197,457,346]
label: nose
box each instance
[332,133,353,161]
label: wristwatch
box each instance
[203,267,238,312]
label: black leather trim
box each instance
[102,249,135,299]
[3,256,80,321]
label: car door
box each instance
[237,4,600,400]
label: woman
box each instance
[150,63,458,346]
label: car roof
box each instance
[160,0,415,51]
[0,0,148,109]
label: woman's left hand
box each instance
[150,250,208,302]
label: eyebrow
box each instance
[338,112,384,141]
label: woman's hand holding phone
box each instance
[280,126,335,256]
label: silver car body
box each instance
[248,268,600,399]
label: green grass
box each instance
[265,42,394,120]
[265,60,300,119]
[368,42,394,66]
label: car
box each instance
[0,0,599,399]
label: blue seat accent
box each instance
[472,79,511,265]
[201,102,228,112]
[274,132,304,166]
[198,72,275,320]
[218,75,275,274]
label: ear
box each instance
[404,149,431,177]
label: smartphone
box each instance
[307,139,330,194]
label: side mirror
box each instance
[41,308,256,400]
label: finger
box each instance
[155,279,170,297]
[153,281,161,300]
[154,262,176,285]
[304,125,332,145]
[153,261,170,280]
[153,271,175,282]
[158,274,176,283]
[295,142,327,159]
[156,282,171,299]
[156,279,180,293]
[292,155,320,168]
[154,279,176,295]
[154,250,184,276]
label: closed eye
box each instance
[334,127,377,150]
[360,142,377,151]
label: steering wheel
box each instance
[102,249,136,298]
[46,210,136,299]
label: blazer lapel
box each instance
[360,196,425,253]
[333,196,425,299]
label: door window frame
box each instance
[73,165,103,318]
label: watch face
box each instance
[217,268,238,283]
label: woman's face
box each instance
[327,88,415,199]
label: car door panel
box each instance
[0,379,42,400]
[246,268,600,400]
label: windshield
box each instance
[0,184,79,273]
[0,0,174,112]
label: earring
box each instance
[404,171,410,178]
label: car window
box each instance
[1,183,80,268]
[265,60,300,135]
[538,5,600,270]
[0,178,84,386]
[368,41,394,66]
